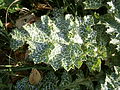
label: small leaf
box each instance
[83,0,103,9]
[15,13,35,29]
[0,20,3,27]
[29,68,42,85]
[5,22,14,28]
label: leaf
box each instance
[15,71,58,90]
[49,43,83,71]
[5,22,14,28]
[83,0,103,9]
[112,0,120,19]
[96,66,120,90]
[10,28,29,50]
[10,10,108,71]
[92,24,111,46]
[99,1,120,52]
[40,71,58,90]
[15,13,36,29]
[86,57,101,72]
[0,0,5,9]
[97,1,120,67]
[0,20,3,27]
[29,68,42,85]
[15,77,30,90]
[58,70,94,90]
[59,71,72,87]
[0,0,21,13]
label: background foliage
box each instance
[0,0,120,90]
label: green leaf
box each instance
[15,77,35,90]
[86,57,101,72]
[10,28,30,50]
[59,71,72,87]
[40,71,58,90]
[0,20,3,27]
[58,70,94,90]
[112,0,120,19]
[10,10,107,71]
[49,43,83,71]
[92,24,111,46]
[83,0,103,9]
[97,66,120,90]
[15,71,58,90]
[0,0,21,13]
[100,14,120,40]
[99,1,120,52]
[0,0,5,9]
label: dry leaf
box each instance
[14,44,30,61]
[34,3,53,10]
[29,68,42,85]
[15,13,35,28]
[5,22,14,28]
[14,50,29,61]
[24,50,30,60]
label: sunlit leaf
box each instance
[83,0,103,9]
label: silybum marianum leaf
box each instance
[39,71,58,90]
[15,71,58,90]
[59,71,72,87]
[99,1,120,51]
[10,28,30,50]
[97,66,120,90]
[10,10,106,71]
[49,43,83,71]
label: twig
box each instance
[5,0,20,28]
